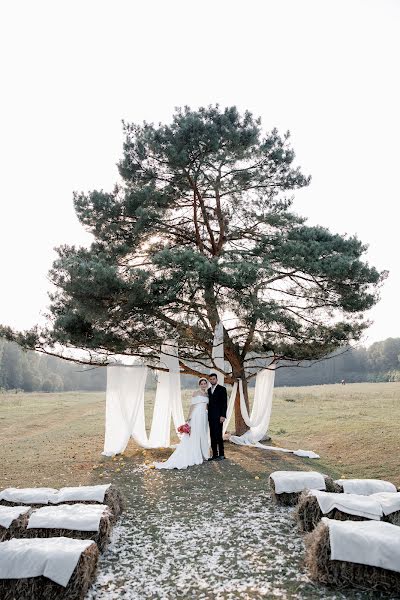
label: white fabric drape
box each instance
[102,365,148,456]
[230,367,275,445]
[335,479,397,495]
[148,342,184,448]
[223,382,237,435]
[165,343,185,431]
[211,321,224,385]
[310,490,383,520]
[102,342,184,455]
[148,366,171,448]
[229,367,319,458]
[238,367,275,432]
[270,471,326,494]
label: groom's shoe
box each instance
[208,456,218,461]
[216,455,226,461]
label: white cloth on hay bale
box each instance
[50,484,111,504]
[27,504,108,532]
[228,370,319,459]
[0,537,94,587]
[270,471,326,494]
[335,479,396,495]
[0,506,31,529]
[322,517,400,573]
[309,490,383,520]
[370,492,400,516]
[0,488,58,505]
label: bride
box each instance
[154,378,210,470]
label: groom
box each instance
[208,373,228,461]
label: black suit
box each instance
[208,384,228,458]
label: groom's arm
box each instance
[220,386,227,419]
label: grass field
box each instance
[1,383,399,599]
[1,382,399,488]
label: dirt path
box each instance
[87,445,387,600]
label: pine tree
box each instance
[1,106,386,433]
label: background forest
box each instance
[1,337,400,392]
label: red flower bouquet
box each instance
[177,423,191,435]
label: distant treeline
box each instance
[1,337,400,392]
[0,339,106,392]
[275,337,400,387]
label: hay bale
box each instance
[269,477,301,506]
[295,493,370,532]
[384,511,400,527]
[325,478,343,494]
[270,475,340,506]
[53,485,124,523]
[0,499,48,509]
[295,492,323,531]
[305,521,400,593]
[20,507,113,552]
[0,542,99,600]
[92,485,124,521]
[0,512,30,543]
[0,485,124,522]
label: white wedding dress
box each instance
[154,395,209,470]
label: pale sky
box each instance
[0,0,399,346]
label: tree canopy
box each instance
[1,105,386,433]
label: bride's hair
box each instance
[198,378,208,385]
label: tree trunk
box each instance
[234,375,250,436]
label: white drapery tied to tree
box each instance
[148,342,184,448]
[102,365,148,456]
[102,330,319,458]
[229,368,275,445]
[229,367,319,458]
[223,381,237,435]
[102,341,184,456]
[211,321,224,384]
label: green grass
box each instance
[271,382,400,485]
[1,381,399,487]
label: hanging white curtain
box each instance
[223,381,237,435]
[102,342,185,455]
[102,365,148,456]
[211,321,224,384]
[164,342,185,429]
[229,367,319,458]
[148,342,184,448]
[229,367,275,445]
[147,368,171,447]
[239,367,275,433]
